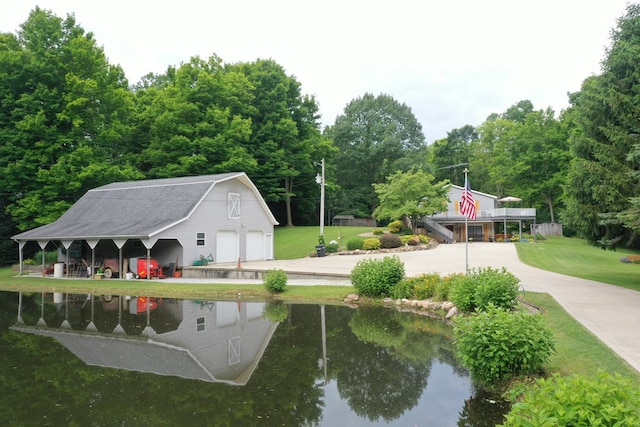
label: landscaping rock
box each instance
[344,293,359,303]
[445,306,459,319]
[442,301,455,311]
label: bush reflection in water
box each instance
[0,291,508,426]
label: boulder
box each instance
[445,306,459,319]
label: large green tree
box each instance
[229,59,335,226]
[133,55,257,178]
[133,57,335,227]
[429,124,478,185]
[373,169,449,234]
[564,4,640,244]
[327,93,427,218]
[0,8,139,237]
[467,102,569,224]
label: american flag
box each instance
[460,176,476,220]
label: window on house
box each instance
[228,193,240,219]
[196,316,205,332]
[196,232,205,246]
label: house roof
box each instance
[12,172,278,241]
[447,184,498,200]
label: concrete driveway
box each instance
[179,242,640,373]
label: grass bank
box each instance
[522,292,640,384]
[0,268,353,303]
[515,235,640,292]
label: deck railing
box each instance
[431,208,536,220]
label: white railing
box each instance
[431,208,536,220]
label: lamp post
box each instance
[315,158,325,238]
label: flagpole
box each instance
[464,168,469,273]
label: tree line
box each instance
[2,5,640,264]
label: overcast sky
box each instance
[1,1,632,142]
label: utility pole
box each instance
[315,158,325,237]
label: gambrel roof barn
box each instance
[13,172,278,278]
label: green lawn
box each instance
[522,292,640,384]
[274,225,372,259]
[515,236,640,292]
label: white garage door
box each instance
[216,231,238,263]
[246,231,264,261]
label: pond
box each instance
[0,291,509,426]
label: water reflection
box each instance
[0,291,509,426]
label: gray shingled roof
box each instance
[12,327,217,382]
[12,172,271,241]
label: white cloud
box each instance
[0,1,630,142]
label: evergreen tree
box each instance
[564,4,640,244]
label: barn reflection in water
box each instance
[13,292,276,384]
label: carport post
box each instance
[86,240,99,279]
[61,241,73,278]
[113,239,127,280]
[37,240,48,277]
[146,248,151,280]
[17,241,25,276]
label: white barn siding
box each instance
[156,178,275,265]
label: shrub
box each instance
[346,237,364,250]
[453,306,556,385]
[449,274,476,312]
[412,273,442,299]
[391,278,414,299]
[362,238,381,250]
[500,372,640,426]
[351,255,405,297]
[400,235,421,245]
[263,269,287,293]
[379,233,402,248]
[32,250,58,264]
[372,228,384,235]
[326,242,339,253]
[449,267,520,312]
[387,220,404,233]
[435,273,465,301]
[471,267,520,311]
[392,273,444,300]
[401,227,412,235]
[418,235,430,244]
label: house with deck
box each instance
[420,184,536,243]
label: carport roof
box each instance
[12,172,277,241]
